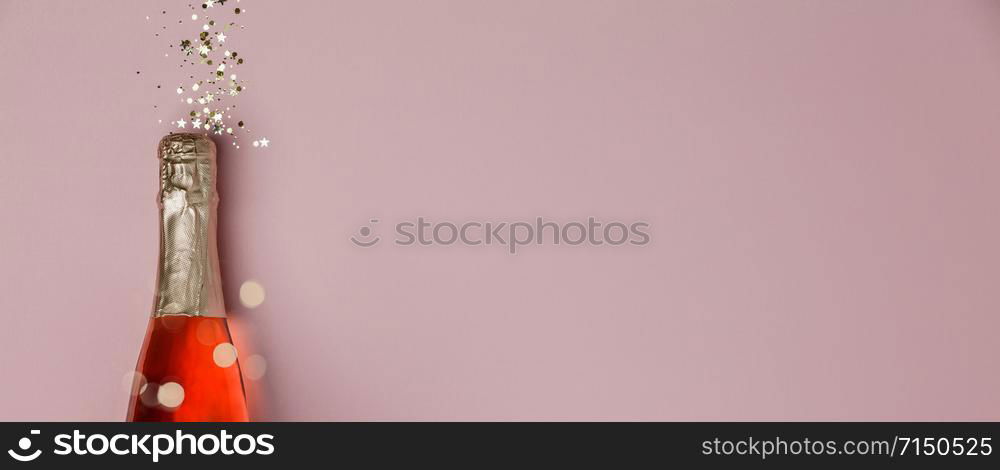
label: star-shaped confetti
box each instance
[152,1,267,148]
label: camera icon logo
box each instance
[350,218,381,247]
[8,430,41,462]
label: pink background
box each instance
[2,0,1000,421]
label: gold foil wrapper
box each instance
[153,133,226,317]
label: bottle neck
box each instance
[152,134,226,317]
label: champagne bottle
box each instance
[127,134,249,422]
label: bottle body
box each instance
[127,134,248,422]
[127,315,248,421]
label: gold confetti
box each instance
[150,0,268,148]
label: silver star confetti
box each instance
[149,0,269,149]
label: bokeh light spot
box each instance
[244,354,267,380]
[213,343,239,368]
[122,371,148,396]
[239,280,265,308]
[157,382,185,408]
[196,319,222,346]
[140,383,160,407]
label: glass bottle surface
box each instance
[128,315,248,421]
[127,134,248,422]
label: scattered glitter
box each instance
[149,0,266,148]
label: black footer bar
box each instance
[1,422,997,467]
